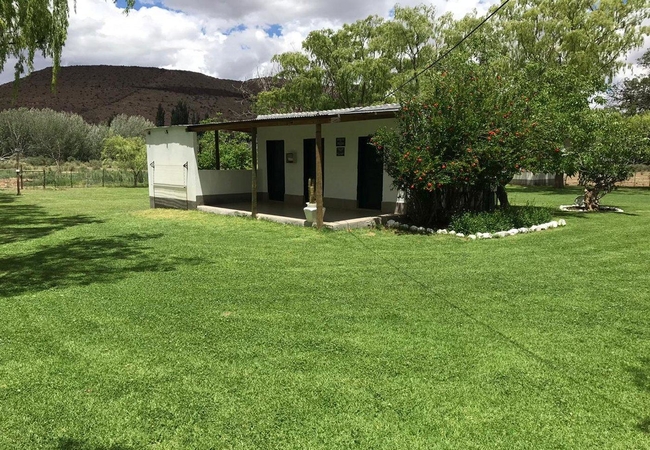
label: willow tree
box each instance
[254,6,450,113]
[0,0,134,87]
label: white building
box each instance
[146,105,402,224]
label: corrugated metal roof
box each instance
[255,103,400,120]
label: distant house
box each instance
[146,104,402,223]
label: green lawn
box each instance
[0,186,649,449]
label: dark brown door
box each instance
[357,136,383,210]
[267,140,285,201]
[303,138,325,202]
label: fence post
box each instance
[102,168,105,187]
[70,171,73,188]
[43,168,46,189]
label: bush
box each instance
[449,204,553,234]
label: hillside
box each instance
[0,65,263,125]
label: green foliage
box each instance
[614,48,650,115]
[170,100,190,125]
[255,6,451,113]
[449,204,553,234]
[101,135,147,186]
[495,0,650,86]
[0,1,135,88]
[109,114,154,138]
[372,62,554,225]
[196,116,251,170]
[570,110,648,206]
[155,103,166,127]
[197,128,251,170]
[0,108,124,166]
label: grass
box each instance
[0,186,649,449]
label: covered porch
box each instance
[186,104,400,229]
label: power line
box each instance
[345,230,641,421]
[382,0,513,103]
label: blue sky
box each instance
[0,0,646,85]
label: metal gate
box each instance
[151,162,189,209]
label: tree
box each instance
[0,108,34,161]
[30,109,88,169]
[170,101,190,125]
[372,62,548,226]
[255,9,445,113]
[1,0,134,88]
[569,110,648,209]
[197,117,251,170]
[613,49,650,115]
[109,114,154,138]
[492,0,650,158]
[102,135,147,186]
[155,103,166,127]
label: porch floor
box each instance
[198,201,397,230]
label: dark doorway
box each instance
[357,136,383,210]
[266,140,285,201]
[303,138,325,203]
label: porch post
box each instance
[251,127,258,219]
[315,123,324,229]
[215,130,221,170]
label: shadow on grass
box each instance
[0,193,103,245]
[57,437,133,450]
[626,358,650,433]
[507,185,584,195]
[0,233,198,298]
[0,192,16,204]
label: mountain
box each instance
[0,65,264,125]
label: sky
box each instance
[0,0,647,85]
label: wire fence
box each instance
[0,168,148,190]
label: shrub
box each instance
[449,204,553,234]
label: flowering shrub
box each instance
[372,65,559,226]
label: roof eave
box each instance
[185,110,397,133]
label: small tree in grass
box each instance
[102,136,147,187]
[571,110,648,210]
[372,64,555,226]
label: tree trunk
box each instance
[496,185,509,208]
[584,188,599,211]
[554,173,564,188]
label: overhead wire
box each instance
[380,0,513,103]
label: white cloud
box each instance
[0,0,646,86]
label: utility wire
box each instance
[345,230,641,421]
[376,0,513,106]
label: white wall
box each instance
[511,171,555,186]
[146,127,199,203]
[257,118,398,205]
[198,170,252,197]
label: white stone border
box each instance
[559,205,624,213]
[384,219,567,240]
